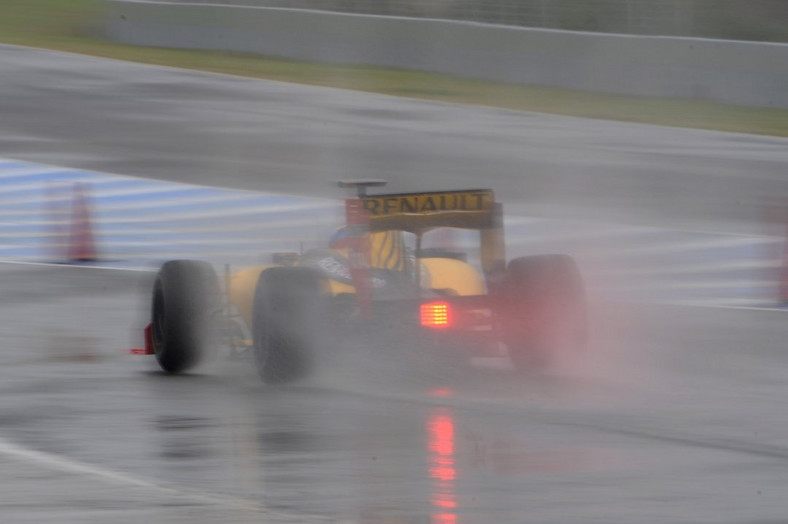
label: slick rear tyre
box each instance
[151,260,220,374]
[253,266,325,384]
[502,254,587,373]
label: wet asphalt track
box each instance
[3,44,788,522]
[4,262,788,523]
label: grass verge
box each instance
[1,0,788,137]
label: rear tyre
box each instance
[501,254,587,372]
[253,266,326,384]
[151,260,220,374]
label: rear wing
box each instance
[360,189,497,233]
[340,184,505,283]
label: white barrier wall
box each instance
[105,0,788,108]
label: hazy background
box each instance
[2,1,788,523]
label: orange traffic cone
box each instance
[67,182,98,262]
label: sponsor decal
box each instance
[316,255,387,288]
[361,190,492,217]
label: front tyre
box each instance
[253,266,326,384]
[502,254,587,372]
[151,260,220,374]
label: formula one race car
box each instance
[135,182,586,382]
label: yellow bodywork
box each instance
[228,264,363,327]
[420,258,485,296]
[228,256,484,329]
[229,266,268,328]
[228,189,500,328]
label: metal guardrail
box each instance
[107,1,788,107]
[155,0,788,41]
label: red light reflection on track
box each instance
[429,388,454,398]
[427,407,458,524]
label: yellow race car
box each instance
[137,182,587,382]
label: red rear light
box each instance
[421,302,453,329]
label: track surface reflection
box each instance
[3,263,788,522]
